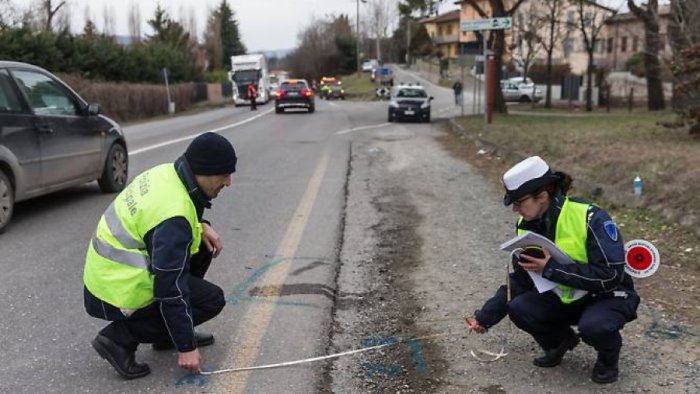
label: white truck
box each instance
[230,54,269,106]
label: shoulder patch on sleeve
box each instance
[603,220,619,242]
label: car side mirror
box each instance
[429,96,434,101]
[87,103,101,115]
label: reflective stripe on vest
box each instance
[103,202,146,250]
[518,198,590,304]
[84,164,201,309]
[91,236,149,270]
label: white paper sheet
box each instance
[500,232,575,293]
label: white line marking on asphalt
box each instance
[335,122,390,135]
[129,108,273,156]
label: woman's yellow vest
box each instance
[84,164,202,309]
[518,198,590,304]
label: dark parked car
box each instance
[0,61,128,232]
[387,83,433,123]
[274,79,315,113]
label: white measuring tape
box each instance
[200,328,506,376]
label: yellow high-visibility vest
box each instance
[518,198,590,304]
[84,164,202,309]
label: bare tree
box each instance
[0,0,21,29]
[102,4,115,35]
[627,0,665,110]
[55,1,70,32]
[572,1,615,112]
[463,0,528,113]
[41,0,65,31]
[365,0,397,62]
[128,1,141,39]
[668,0,700,135]
[185,6,198,43]
[512,4,546,84]
[203,8,223,70]
[530,0,564,108]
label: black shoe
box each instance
[533,330,580,368]
[91,334,150,379]
[152,331,215,351]
[591,351,619,384]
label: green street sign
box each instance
[460,17,512,32]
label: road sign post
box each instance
[460,17,512,128]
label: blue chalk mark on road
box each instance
[407,339,427,374]
[362,336,398,347]
[645,321,696,339]
[226,255,329,307]
[358,335,428,379]
[361,361,402,379]
[175,372,208,387]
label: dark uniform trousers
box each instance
[86,249,225,351]
[507,290,639,354]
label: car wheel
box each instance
[308,106,315,113]
[519,95,532,103]
[387,111,393,122]
[275,106,283,114]
[0,170,14,233]
[98,143,128,193]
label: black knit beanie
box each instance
[184,132,237,175]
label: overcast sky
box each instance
[11,0,635,51]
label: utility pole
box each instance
[356,0,366,77]
[406,18,411,66]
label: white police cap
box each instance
[502,156,560,206]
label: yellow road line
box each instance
[214,151,330,393]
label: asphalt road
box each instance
[0,70,460,394]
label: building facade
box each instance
[603,4,673,72]
[437,0,615,75]
[420,10,461,59]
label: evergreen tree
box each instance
[214,0,246,68]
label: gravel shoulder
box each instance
[327,121,699,393]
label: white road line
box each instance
[128,108,273,156]
[335,122,390,135]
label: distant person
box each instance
[466,156,639,384]
[452,80,463,105]
[247,83,257,111]
[84,132,237,379]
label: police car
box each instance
[387,83,433,123]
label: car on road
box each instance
[319,77,345,100]
[361,59,379,72]
[0,61,128,233]
[387,83,433,123]
[507,76,534,86]
[274,79,315,113]
[500,79,543,103]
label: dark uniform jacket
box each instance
[84,156,211,352]
[475,194,638,329]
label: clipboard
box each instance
[499,232,575,293]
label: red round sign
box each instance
[627,246,653,270]
[624,240,660,278]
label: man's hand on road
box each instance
[465,317,487,334]
[201,223,223,258]
[178,349,202,374]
